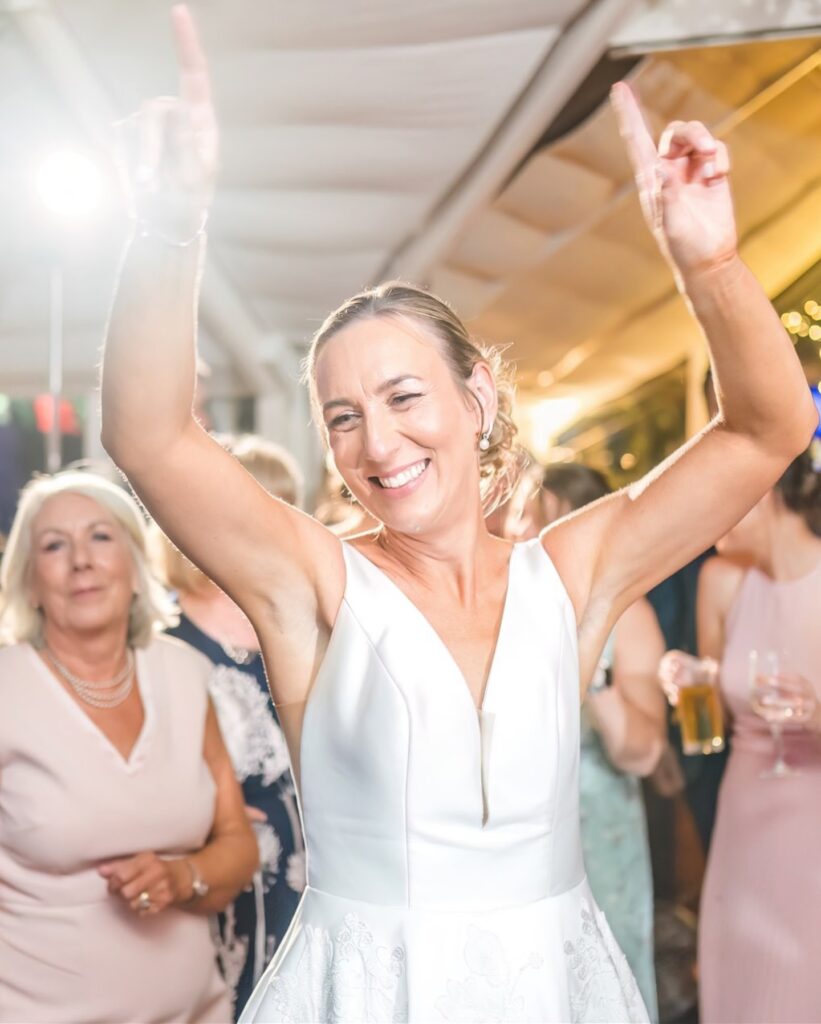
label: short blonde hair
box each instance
[152,434,304,595]
[0,471,178,648]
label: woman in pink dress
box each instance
[0,471,259,1024]
[662,450,821,1023]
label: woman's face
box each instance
[28,492,138,641]
[315,315,494,536]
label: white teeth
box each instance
[378,460,427,489]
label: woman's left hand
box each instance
[611,81,736,278]
[98,851,189,915]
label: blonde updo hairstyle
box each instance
[0,471,178,648]
[305,281,525,514]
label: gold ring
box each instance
[137,890,152,912]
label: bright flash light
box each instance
[36,150,103,220]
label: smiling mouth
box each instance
[370,459,430,489]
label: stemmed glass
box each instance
[749,650,817,778]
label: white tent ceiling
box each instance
[1,0,820,467]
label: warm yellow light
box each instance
[805,300,818,317]
[798,324,810,337]
[521,397,582,458]
[809,325,821,342]
[619,452,637,470]
[786,311,803,331]
[537,370,555,388]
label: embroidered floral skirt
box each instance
[238,876,648,1024]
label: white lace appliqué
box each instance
[564,899,645,1023]
[208,665,291,785]
[264,913,407,1023]
[436,925,543,1023]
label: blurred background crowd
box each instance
[1,2,821,1023]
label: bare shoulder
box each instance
[614,596,665,670]
[618,595,661,636]
[698,554,747,615]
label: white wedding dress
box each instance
[240,539,648,1023]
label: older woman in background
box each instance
[0,471,258,1024]
[153,435,305,1018]
[508,462,666,1020]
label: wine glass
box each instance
[749,650,817,778]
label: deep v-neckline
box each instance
[345,541,518,712]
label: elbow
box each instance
[209,832,260,912]
[608,734,665,778]
[100,426,122,467]
[100,412,133,472]
[781,390,818,461]
[629,736,666,778]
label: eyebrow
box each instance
[35,519,114,539]
[322,375,424,415]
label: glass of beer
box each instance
[660,652,725,756]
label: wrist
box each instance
[167,858,194,905]
[677,250,744,299]
[134,212,208,249]
[181,857,210,902]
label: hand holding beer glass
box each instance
[658,650,726,755]
[749,650,817,778]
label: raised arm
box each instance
[544,85,817,649]
[101,7,342,693]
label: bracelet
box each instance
[136,213,208,248]
[183,857,210,901]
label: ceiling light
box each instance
[36,150,103,221]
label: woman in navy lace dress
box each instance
[155,435,305,1018]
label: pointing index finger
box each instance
[171,4,211,108]
[610,81,658,182]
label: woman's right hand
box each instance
[122,4,218,240]
[658,650,718,707]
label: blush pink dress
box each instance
[0,636,231,1024]
[698,560,821,1023]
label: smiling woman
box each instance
[0,471,258,1024]
[97,7,817,1022]
[305,280,525,520]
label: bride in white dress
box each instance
[101,8,817,1022]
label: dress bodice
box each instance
[299,538,584,910]
[241,538,647,1023]
[721,560,821,759]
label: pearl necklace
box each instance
[46,647,135,709]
